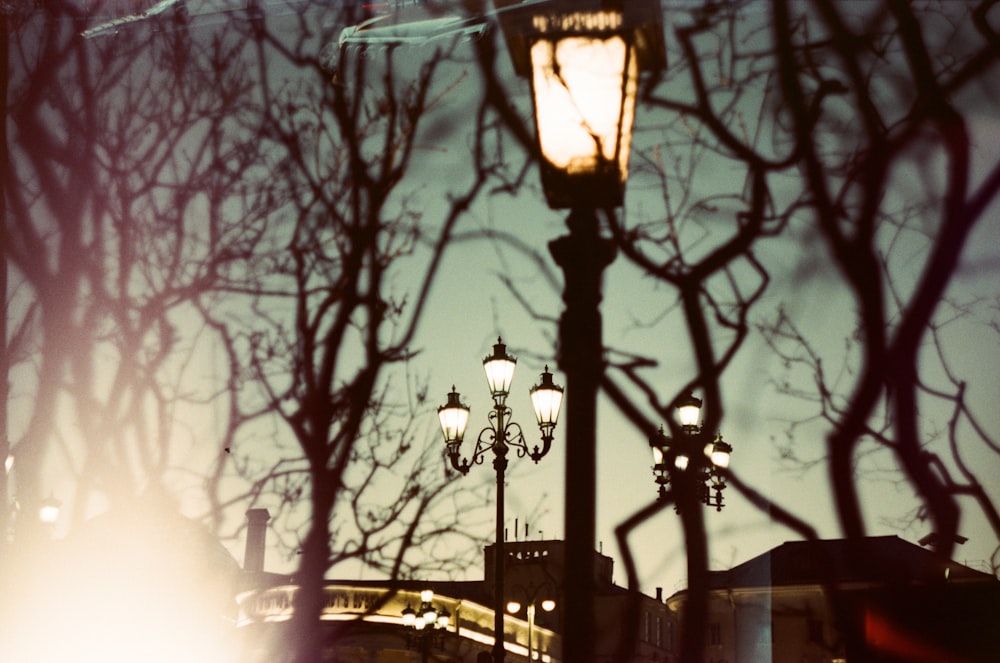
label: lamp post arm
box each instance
[495,411,555,464]
[447,452,472,475]
[448,418,505,475]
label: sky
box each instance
[10,0,1000,608]
[382,0,1000,595]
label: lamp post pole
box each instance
[491,406,509,663]
[439,340,563,663]
[549,208,614,662]
[494,4,665,660]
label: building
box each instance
[237,509,999,663]
[488,539,675,663]
[235,511,674,662]
[666,535,1000,663]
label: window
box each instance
[709,622,722,646]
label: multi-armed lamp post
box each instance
[650,392,733,509]
[401,589,451,663]
[495,1,665,660]
[438,338,563,663]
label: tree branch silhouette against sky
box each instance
[2,1,999,662]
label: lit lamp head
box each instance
[422,602,436,624]
[39,495,61,525]
[483,337,517,400]
[710,433,732,469]
[497,0,665,209]
[649,426,671,495]
[676,391,702,431]
[438,387,470,458]
[530,365,564,439]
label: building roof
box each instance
[708,535,995,590]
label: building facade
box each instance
[666,536,1000,663]
[236,517,674,662]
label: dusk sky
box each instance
[8,0,999,624]
[361,2,1000,595]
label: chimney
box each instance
[656,587,663,602]
[244,508,270,573]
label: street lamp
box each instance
[401,589,451,662]
[38,494,61,525]
[505,584,556,662]
[650,393,733,510]
[438,338,563,663]
[496,0,666,209]
[496,2,665,660]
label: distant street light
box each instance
[438,338,563,663]
[38,495,61,525]
[401,589,451,663]
[505,582,557,662]
[496,1,665,660]
[650,392,733,510]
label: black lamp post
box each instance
[505,582,557,662]
[438,338,563,663]
[401,589,451,663]
[650,392,733,510]
[496,2,665,660]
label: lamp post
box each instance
[438,338,563,663]
[496,2,664,660]
[505,585,556,662]
[401,589,451,663]
[650,392,733,509]
[38,494,61,526]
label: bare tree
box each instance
[192,7,507,662]
[598,2,1000,660]
[1,3,280,660]
[465,1,999,661]
[2,0,261,536]
[3,3,496,661]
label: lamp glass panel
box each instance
[484,356,516,396]
[39,503,60,524]
[651,446,664,465]
[531,384,563,426]
[506,601,522,614]
[674,454,690,471]
[541,599,556,612]
[530,35,629,175]
[712,447,731,469]
[678,403,700,427]
[618,42,638,179]
[438,404,470,443]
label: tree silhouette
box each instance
[469,2,999,661]
[3,3,497,661]
[605,2,1000,660]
